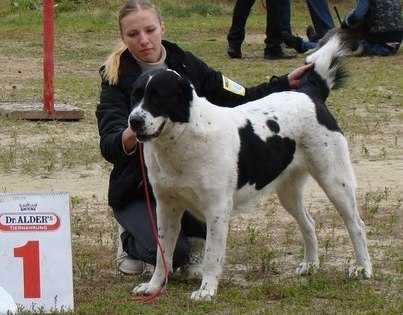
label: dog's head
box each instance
[128,69,193,142]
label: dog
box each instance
[128,30,373,301]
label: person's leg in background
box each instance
[264,0,296,59]
[277,0,319,54]
[279,0,292,35]
[281,30,317,53]
[227,0,256,58]
[306,0,335,42]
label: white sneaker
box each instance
[117,253,145,275]
[116,223,144,275]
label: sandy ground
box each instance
[2,158,402,202]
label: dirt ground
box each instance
[2,152,402,209]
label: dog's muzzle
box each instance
[130,116,166,142]
[129,115,145,132]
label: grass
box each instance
[0,0,402,314]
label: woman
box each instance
[96,0,312,276]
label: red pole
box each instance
[43,0,54,114]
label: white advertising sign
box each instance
[0,192,74,312]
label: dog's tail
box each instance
[298,28,360,102]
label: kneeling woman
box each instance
[96,0,312,276]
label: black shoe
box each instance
[227,44,242,59]
[281,31,306,53]
[264,48,296,60]
[306,25,319,43]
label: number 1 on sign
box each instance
[14,241,41,298]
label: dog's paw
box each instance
[347,265,373,279]
[190,287,216,302]
[132,282,160,296]
[296,261,319,276]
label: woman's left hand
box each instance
[288,63,313,89]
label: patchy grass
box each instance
[0,0,402,314]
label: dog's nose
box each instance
[129,115,145,131]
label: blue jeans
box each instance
[301,40,318,52]
[298,39,400,56]
[306,0,335,39]
[361,41,401,56]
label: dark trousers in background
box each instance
[227,0,255,48]
[265,0,292,53]
[114,199,206,270]
[227,0,292,52]
[306,0,335,39]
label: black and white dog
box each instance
[128,31,372,301]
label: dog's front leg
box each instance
[191,202,231,302]
[132,201,184,296]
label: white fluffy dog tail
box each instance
[305,29,351,90]
[297,28,364,100]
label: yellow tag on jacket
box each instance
[222,75,246,96]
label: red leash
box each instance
[132,143,169,303]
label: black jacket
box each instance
[96,40,291,209]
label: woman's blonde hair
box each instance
[102,0,162,85]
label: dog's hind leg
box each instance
[132,201,184,296]
[309,138,372,279]
[276,169,319,275]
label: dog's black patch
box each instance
[313,95,342,133]
[298,69,342,134]
[237,120,296,190]
[141,70,193,123]
[266,119,280,134]
[130,69,165,110]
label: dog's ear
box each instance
[163,76,193,123]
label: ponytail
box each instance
[102,42,127,85]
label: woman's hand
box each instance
[122,127,138,154]
[288,63,313,89]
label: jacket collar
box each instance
[119,40,185,75]
[162,40,186,69]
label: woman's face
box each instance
[120,9,165,63]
